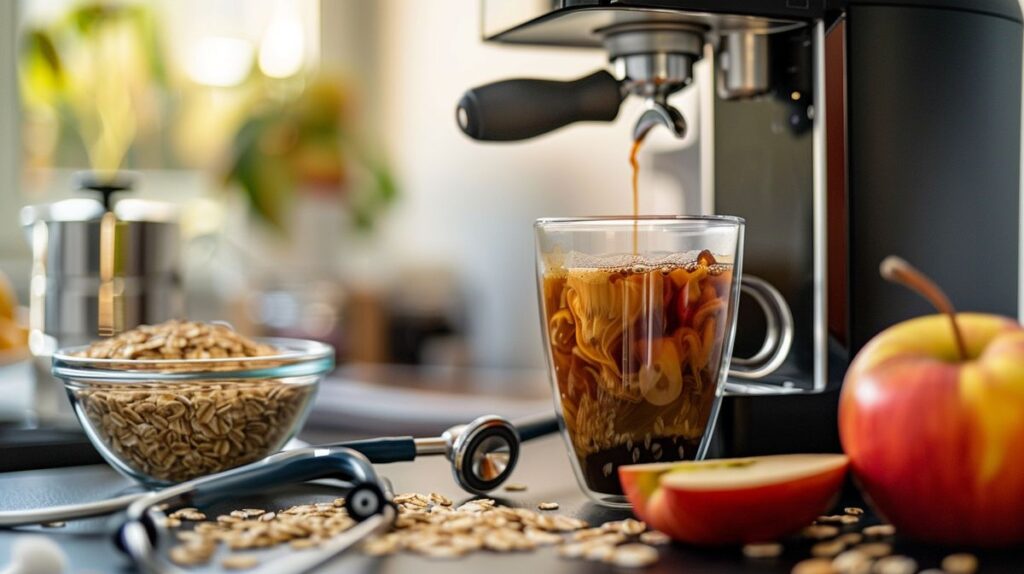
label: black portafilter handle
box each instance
[457,70,624,141]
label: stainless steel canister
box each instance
[20,188,183,423]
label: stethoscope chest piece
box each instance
[447,415,520,494]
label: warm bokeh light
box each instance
[186,36,255,88]
[259,0,305,79]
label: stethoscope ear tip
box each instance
[113,514,157,556]
[344,482,391,522]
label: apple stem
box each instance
[880,256,968,361]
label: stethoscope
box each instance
[0,413,559,572]
[119,446,395,574]
[0,413,557,528]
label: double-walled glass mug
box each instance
[535,216,793,506]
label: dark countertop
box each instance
[1,434,1023,573]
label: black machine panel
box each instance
[847,5,1022,351]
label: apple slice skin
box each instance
[619,466,667,519]
[621,457,848,545]
[841,314,1024,547]
[656,466,845,545]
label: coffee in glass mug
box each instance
[535,216,749,506]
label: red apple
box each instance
[840,312,1024,546]
[619,454,848,545]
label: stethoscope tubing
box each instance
[0,413,558,528]
[0,492,144,527]
[511,411,561,442]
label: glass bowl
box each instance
[52,338,333,487]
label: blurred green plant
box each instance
[224,79,397,233]
[19,2,396,235]
[18,2,167,175]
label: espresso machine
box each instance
[457,1,1022,455]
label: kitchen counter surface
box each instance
[1,434,1023,573]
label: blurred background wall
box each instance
[352,0,702,367]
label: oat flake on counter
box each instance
[165,493,666,567]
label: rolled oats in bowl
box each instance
[52,321,333,486]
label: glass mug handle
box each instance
[727,275,794,380]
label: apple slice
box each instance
[620,454,849,545]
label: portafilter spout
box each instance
[633,97,687,141]
[603,22,702,142]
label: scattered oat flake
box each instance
[558,543,587,559]
[503,483,528,492]
[537,502,559,510]
[810,539,845,558]
[802,525,839,539]
[364,537,399,556]
[855,542,892,558]
[572,527,605,541]
[42,521,65,528]
[169,544,213,567]
[171,508,207,522]
[942,553,979,574]
[583,544,615,561]
[611,543,659,568]
[429,492,453,506]
[873,555,917,574]
[844,507,864,516]
[639,530,671,545]
[742,542,783,558]
[862,524,895,537]
[791,557,836,574]
[524,528,563,545]
[615,518,646,535]
[836,533,863,546]
[221,555,260,570]
[832,549,870,572]
[421,545,466,559]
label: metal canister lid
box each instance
[19,174,180,279]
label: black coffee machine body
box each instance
[457,0,1022,456]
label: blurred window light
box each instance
[13,0,320,177]
[259,0,306,79]
[186,36,255,87]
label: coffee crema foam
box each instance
[543,251,735,275]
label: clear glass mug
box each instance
[535,216,793,506]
